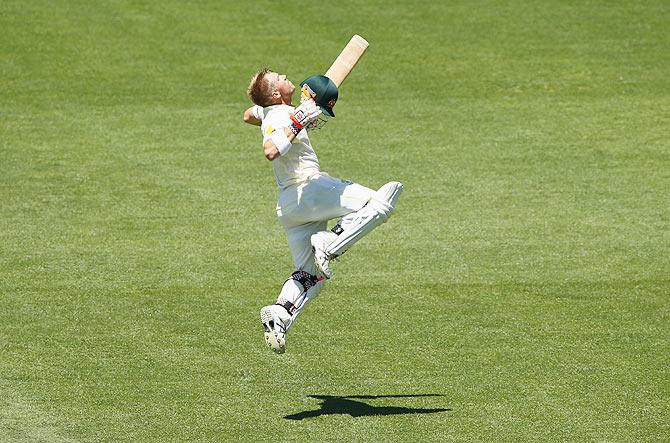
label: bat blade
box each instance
[325,35,369,87]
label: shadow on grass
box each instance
[284,394,450,420]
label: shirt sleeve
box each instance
[251,105,264,121]
[262,108,293,142]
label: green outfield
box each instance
[1,0,668,441]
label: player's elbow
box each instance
[243,108,261,126]
[265,149,280,161]
[263,141,280,161]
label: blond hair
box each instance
[247,68,275,107]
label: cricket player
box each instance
[243,68,403,353]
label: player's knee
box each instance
[370,181,403,219]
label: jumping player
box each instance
[243,68,403,353]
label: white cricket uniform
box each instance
[253,104,374,274]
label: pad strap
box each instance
[276,301,296,315]
[292,270,319,290]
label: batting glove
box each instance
[290,99,322,134]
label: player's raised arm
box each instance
[243,105,262,126]
[262,100,322,161]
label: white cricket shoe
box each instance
[260,305,291,354]
[311,231,338,279]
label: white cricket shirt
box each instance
[254,104,321,189]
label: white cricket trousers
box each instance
[276,173,375,274]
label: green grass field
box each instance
[1,0,668,441]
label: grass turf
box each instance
[1,0,668,441]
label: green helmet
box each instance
[300,75,338,117]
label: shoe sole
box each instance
[260,306,286,354]
[264,331,286,354]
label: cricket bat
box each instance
[324,35,369,87]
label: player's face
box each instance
[270,72,295,102]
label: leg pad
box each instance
[325,182,403,257]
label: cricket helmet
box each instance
[300,75,338,117]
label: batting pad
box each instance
[276,271,325,330]
[325,181,403,258]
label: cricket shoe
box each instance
[260,304,291,354]
[311,231,338,279]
